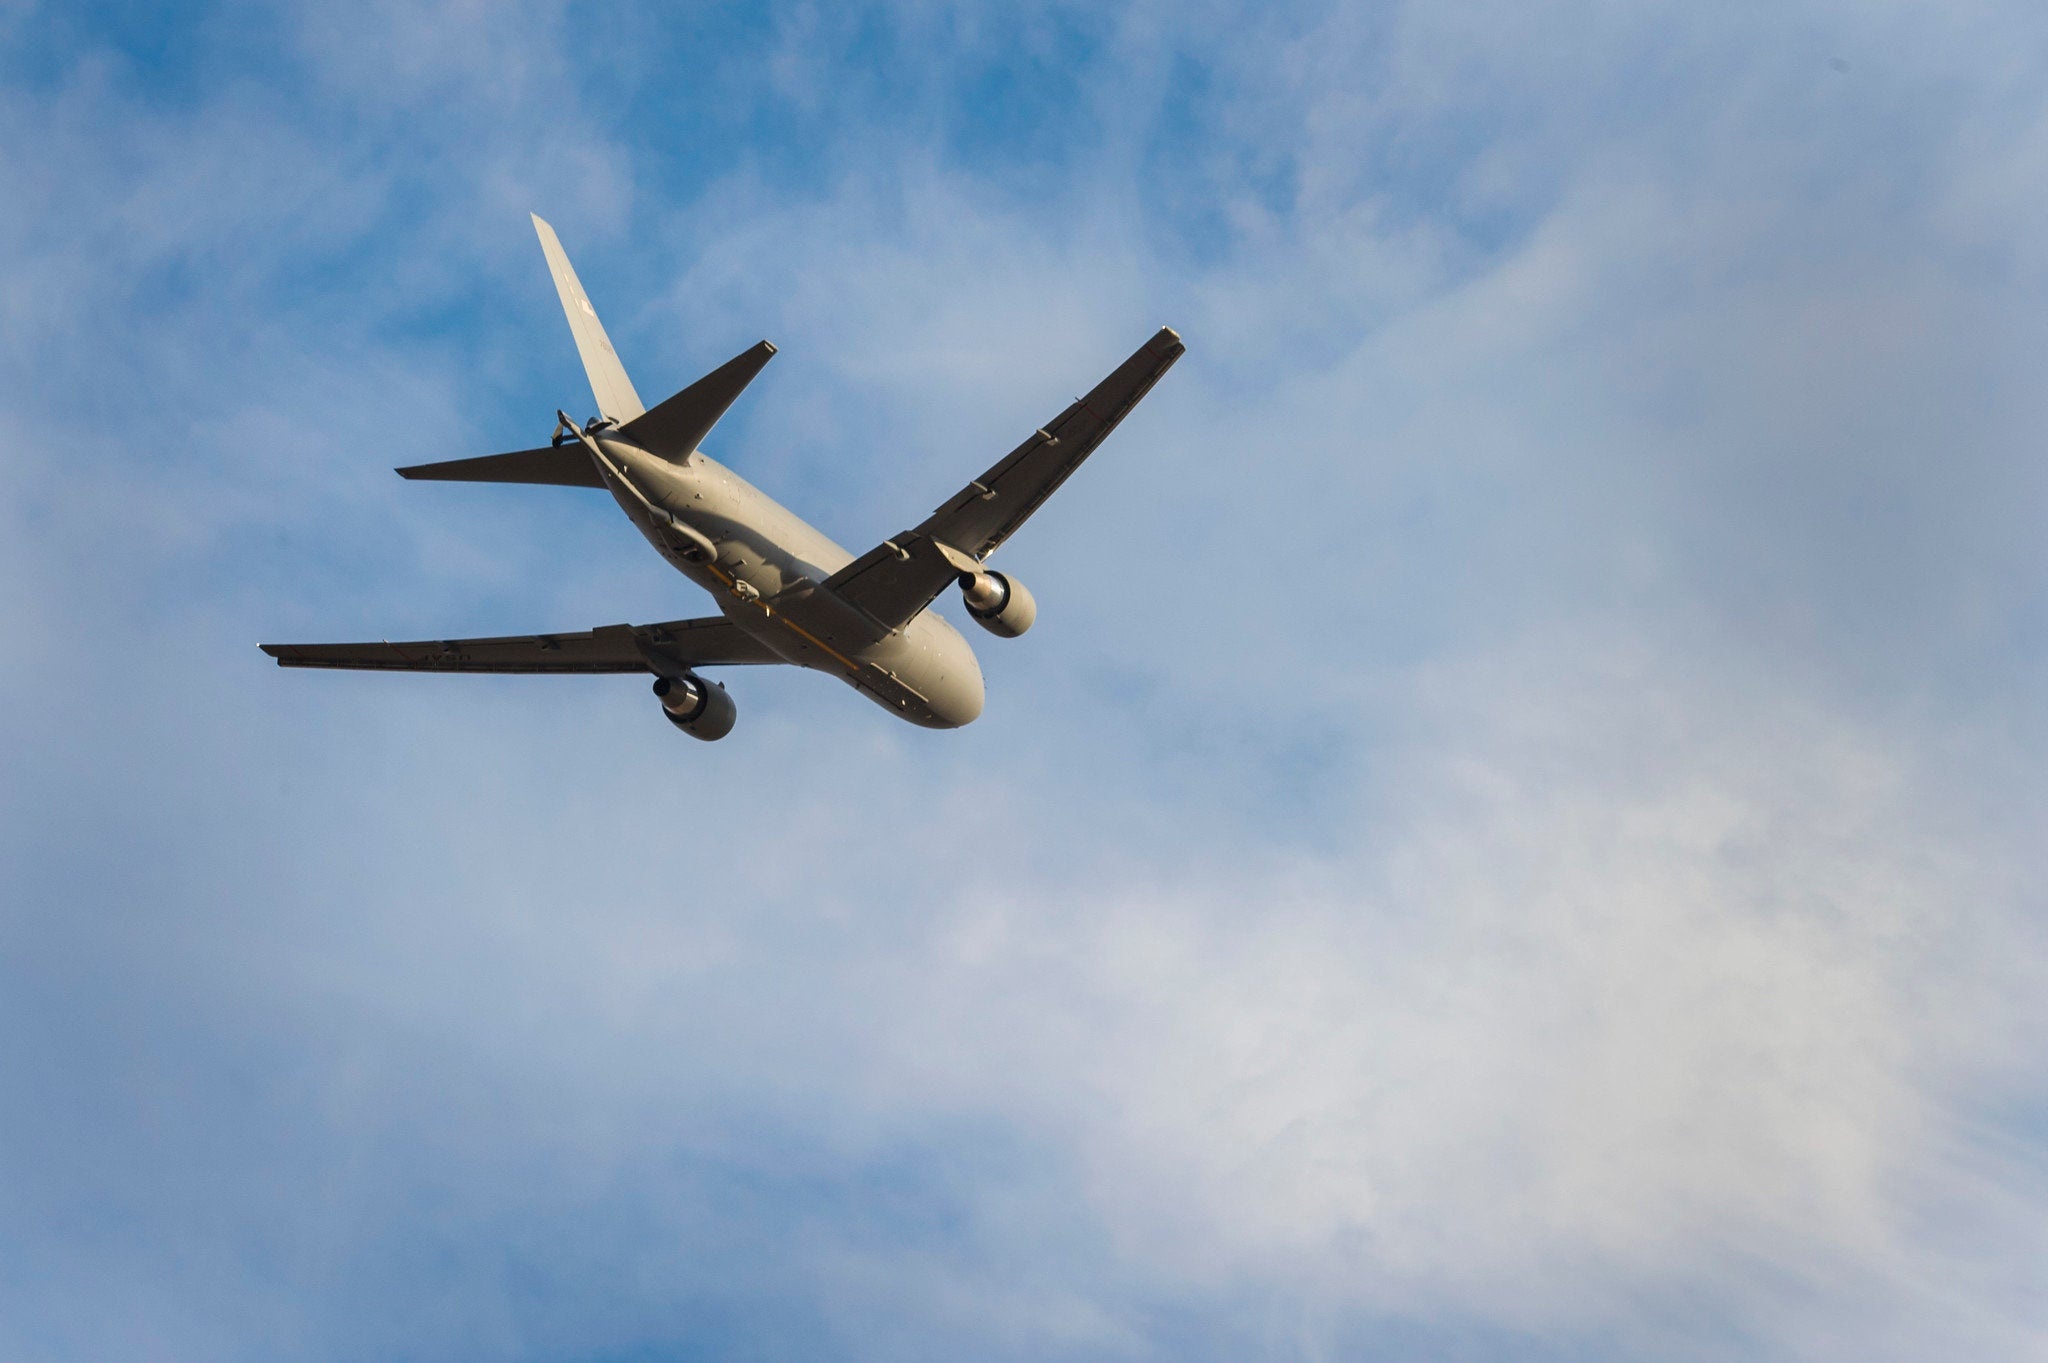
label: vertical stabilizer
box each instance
[531,214,646,424]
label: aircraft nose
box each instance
[915,627,985,728]
[923,657,984,728]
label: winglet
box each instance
[531,213,646,424]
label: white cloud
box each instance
[802,635,2040,1349]
[4,0,2048,1358]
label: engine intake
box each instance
[960,570,1036,638]
[653,673,737,741]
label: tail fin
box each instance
[531,214,646,424]
[622,340,777,460]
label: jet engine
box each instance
[959,569,1036,638]
[652,673,737,741]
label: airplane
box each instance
[261,216,1183,739]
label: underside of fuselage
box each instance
[593,432,986,729]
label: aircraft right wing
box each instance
[260,615,779,674]
[824,326,1183,632]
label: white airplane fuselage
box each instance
[259,219,1181,738]
[588,430,987,728]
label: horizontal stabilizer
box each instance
[396,445,603,488]
[621,340,777,460]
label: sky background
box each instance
[4,1,2048,1359]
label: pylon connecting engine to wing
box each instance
[959,569,1036,638]
[653,673,737,740]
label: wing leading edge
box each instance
[260,616,779,674]
[824,326,1183,632]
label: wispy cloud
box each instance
[3,1,2046,1359]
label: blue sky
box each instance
[4,1,2048,1359]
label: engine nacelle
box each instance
[960,570,1036,638]
[652,673,737,741]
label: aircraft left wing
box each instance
[260,615,779,674]
[824,326,1182,633]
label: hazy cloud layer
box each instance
[3,1,2046,1359]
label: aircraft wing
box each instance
[824,326,1182,632]
[260,615,779,674]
